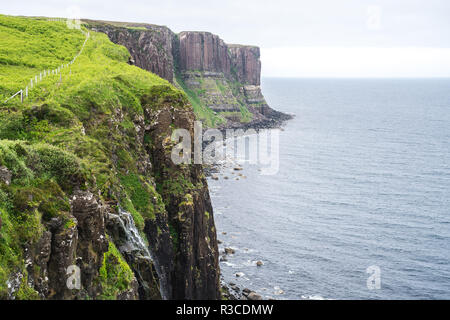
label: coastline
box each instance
[206,114,294,300]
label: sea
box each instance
[207,78,450,299]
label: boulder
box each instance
[224,247,235,255]
[231,285,240,292]
[242,288,251,296]
[247,292,262,300]
[0,166,12,185]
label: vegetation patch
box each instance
[98,241,135,300]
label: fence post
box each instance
[5,28,89,105]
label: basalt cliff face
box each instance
[87,20,292,129]
[85,21,177,83]
[0,15,220,300]
[0,15,289,301]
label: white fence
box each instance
[4,30,90,104]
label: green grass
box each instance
[174,72,225,128]
[0,15,85,97]
[0,15,190,299]
[98,241,135,299]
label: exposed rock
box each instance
[242,288,251,296]
[86,20,177,83]
[117,278,139,300]
[0,166,12,185]
[24,231,52,298]
[69,190,112,299]
[6,272,23,300]
[46,216,78,299]
[179,32,231,74]
[230,285,240,292]
[220,281,239,300]
[87,21,293,130]
[229,45,261,86]
[247,292,262,300]
[224,247,235,255]
[142,86,220,300]
[2,17,233,302]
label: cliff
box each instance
[179,32,231,75]
[86,20,292,128]
[0,15,219,300]
[84,20,177,83]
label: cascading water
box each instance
[107,208,169,299]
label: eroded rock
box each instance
[247,292,262,300]
[0,166,12,185]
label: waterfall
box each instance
[108,208,169,300]
[114,208,150,256]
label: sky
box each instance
[2,0,450,77]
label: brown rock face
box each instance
[142,86,220,299]
[88,21,292,128]
[179,32,230,74]
[178,33,262,86]
[70,190,110,298]
[46,217,79,299]
[87,20,176,82]
[229,45,261,85]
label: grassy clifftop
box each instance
[0,15,196,299]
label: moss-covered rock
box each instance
[0,15,221,300]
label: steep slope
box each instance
[0,15,219,300]
[86,20,292,128]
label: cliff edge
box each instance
[86,20,292,129]
[0,15,219,300]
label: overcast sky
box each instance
[3,0,450,77]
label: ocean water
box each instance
[208,78,450,300]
